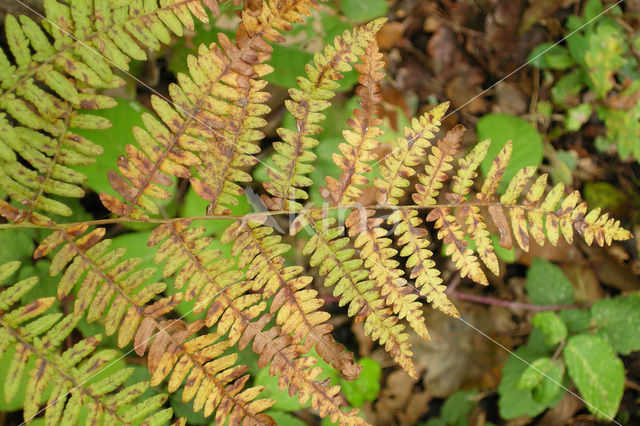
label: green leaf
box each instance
[591,295,640,355]
[339,358,381,407]
[441,390,477,426]
[563,334,624,420]
[564,103,592,131]
[551,69,585,107]
[558,308,592,334]
[517,357,564,404]
[532,312,568,346]
[0,228,36,264]
[340,0,388,22]
[584,0,603,21]
[527,43,575,70]
[73,98,152,197]
[526,258,575,305]
[476,114,544,193]
[583,182,628,217]
[266,411,307,426]
[498,342,565,419]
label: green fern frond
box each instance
[33,224,182,348]
[0,261,172,425]
[0,0,224,221]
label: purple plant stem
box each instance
[446,290,584,311]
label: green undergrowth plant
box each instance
[498,257,640,422]
[0,0,633,424]
[529,0,640,163]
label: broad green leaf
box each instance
[476,114,543,193]
[532,312,567,346]
[0,228,36,264]
[526,258,575,305]
[441,389,478,426]
[73,98,152,197]
[558,308,591,334]
[591,295,640,355]
[498,341,565,419]
[181,190,251,237]
[339,358,381,407]
[340,0,388,22]
[266,411,307,426]
[517,357,564,405]
[563,334,624,420]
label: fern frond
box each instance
[345,209,430,340]
[141,319,275,424]
[419,136,632,286]
[0,0,224,220]
[414,125,489,285]
[104,0,320,219]
[374,102,449,205]
[33,224,182,348]
[250,326,366,425]
[294,210,417,379]
[222,219,362,380]
[320,40,384,206]
[394,207,459,316]
[148,220,361,424]
[0,261,172,425]
[371,105,456,316]
[262,18,386,212]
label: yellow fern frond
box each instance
[33,224,182,348]
[346,209,430,340]
[263,18,386,212]
[222,219,362,381]
[320,40,385,206]
[295,209,417,379]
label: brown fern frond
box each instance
[141,319,275,424]
[320,40,385,206]
[100,36,271,219]
[345,209,430,340]
[251,326,366,425]
[33,224,182,348]
[293,210,417,379]
[222,219,362,380]
[0,261,173,425]
[262,18,386,212]
[0,0,224,221]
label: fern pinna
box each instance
[0,1,633,425]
